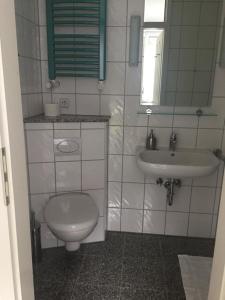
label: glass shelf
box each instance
[137,108,217,117]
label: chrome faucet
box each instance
[169,132,177,151]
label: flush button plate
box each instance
[54,138,81,156]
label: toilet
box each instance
[44,192,99,251]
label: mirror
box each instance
[141,0,222,107]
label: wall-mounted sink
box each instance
[136,147,220,178]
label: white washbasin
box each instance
[136,147,220,178]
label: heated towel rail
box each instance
[46,0,106,80]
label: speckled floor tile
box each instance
[167,290,186,300]
[164,256,185,292]
[161,236,189,257]
[77,255,123,286]
[59,284,120,300]
[82,231,125,257]
[122,257,165,289]
[124,233,162,258]
[186,238,215,257]
[120,287,167,299]
[34,232,214,299]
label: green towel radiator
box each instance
[46,0,107,81]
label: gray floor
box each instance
[34,231,215,300]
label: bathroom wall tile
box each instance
[107,0,127,26]
[29,163,55,194]
[52,93,76,115]
[101,95,124,126]
[192,171,218,188]
[198,114,225,130]
[182,2,201,26]
[148,115,173,128]
[108,182,122,208]
[167,186,191,213]
[56,161,81,192]
[83,217,105,243]
[188,214,213,238]
[145,175,157,184]
[39,26,47,60]
[103,63,126,95]
[76,94,100,115]
[165,212,189,236]
[27,93,43,116]
[172,128,197,149]
[84,189,105,217]
[54,123,80,130]
[41,223,57,249]
[180,27,198,49]
[123,155,145,183]
[122,183,144,209]
[198,27,217,49]
[81,123,106,130]
[41,60,50,93]
[82,129,105,160]
[124,96,148,126]
[200,2,220,26]
[25,123,53,130]
[26,130,54,163]
[125,63,142,95]
[173,115,198,128]
[127,0,145,25]
[108,155,122,182]
[148,127,172,148]
[121,209,143,233]
[53,78,76,94]
[171,2,182,25]
[143,211,166,235]
[82,160,105,190]
[144,184,167,211]
[76,78,100,94]
[197,129,223,150]
[31,193,50,222]
[123,126,147,155]
[107,27,126,62]
[107,208,121,231]
[38,0,46,26]
[190,187,215,214]
[109,126,123,155]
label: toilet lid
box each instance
[44,193,99,232]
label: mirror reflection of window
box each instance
[141,0,166,105]
[142,29,164,105]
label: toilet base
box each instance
[66,242,80,251]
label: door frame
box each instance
[208,169,225,299]
[0,0,34,299]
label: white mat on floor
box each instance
[178,255,212,300]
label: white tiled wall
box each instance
[15,0,43,117]
[25,122,108,248]
[22,0,225,238]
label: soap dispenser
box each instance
[146,129,157,150]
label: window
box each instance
[144,0,166,22]
[141,0,166,105]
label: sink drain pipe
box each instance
[157,178,181,206]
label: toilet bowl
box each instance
[44,192,99,251]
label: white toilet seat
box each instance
[44,192,99,232]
